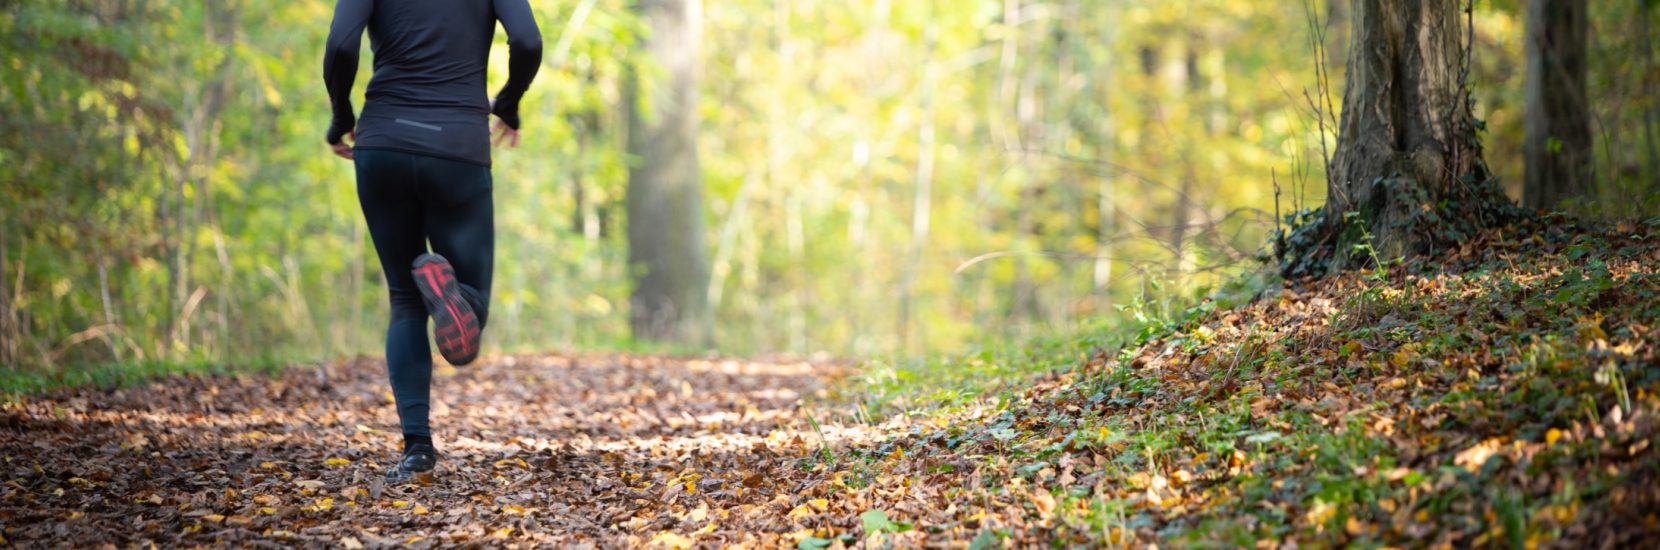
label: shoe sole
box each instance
[412,254,481,366]
[385,467,436,483]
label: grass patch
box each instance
[0,354,294,399]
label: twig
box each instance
[1447,0,1475,187]
[1273,168,1285,259]
[1302,0,1337,189]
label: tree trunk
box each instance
[625,0,709,343]
[898,21,939,354]
[1328,0,1488,268]
[1523,0,1591,211]
[1092,1,1118,296]
[1643,0,1660,191]
[0,226,10,367]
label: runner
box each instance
[323,0,542,482]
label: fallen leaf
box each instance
[1029,490,1056,516]
[648,531,693,549]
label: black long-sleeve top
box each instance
[324,0,542,166]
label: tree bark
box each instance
[1643,0,1660,191]
[1523,0,1592,211]
[625,0,710,344]
[1328,0,1488,267]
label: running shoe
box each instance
[384,442,437,482]
[412,253,481,365]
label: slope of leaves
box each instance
[822,214,1660,548]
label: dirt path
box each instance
[0,354,887,548]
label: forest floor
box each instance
[3,214,1660,549]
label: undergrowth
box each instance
[835,213,1660,548]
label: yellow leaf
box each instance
[1030,490,1057,515]
[202,514,225,523]
[325,458,351,466]
[1345,516,1372,536]
[260,507,277,515]
[685,504,709,523]
[260,462,276,469]
[356,424,383,434]
[785,528,818,543]
[502,505,527,515]
[404,536,423,544]
[183,525,201,532]
[808,498,829,512]
[648,531,694,549]
[69,511,84,519]
[693,522,717,535]
[496,527,515,536]
[413,506,429,515]
[392,500,409,507]
[341,536,364,549]
[786,503,814,519]
[1546,429,1563,446]
[681,380,694,398]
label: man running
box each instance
[323,0,542,482]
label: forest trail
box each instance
[5,218,1660,549]
[0,354,894,548]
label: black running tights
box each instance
[354,148,493,439]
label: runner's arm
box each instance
[323,0,373,145]
[489,0,543,130]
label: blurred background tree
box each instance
[1,0,1655,377]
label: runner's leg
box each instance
[354,149,435,441]
[414,154,494,330]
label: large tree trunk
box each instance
[1522,0,1591,211]
[1328,0,1488,268]
[625,0,709,343]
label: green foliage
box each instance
[1274,205,1333,278]
[4,0,1656,388]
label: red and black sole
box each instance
[412,253,481,366]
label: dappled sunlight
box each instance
[0,353,881,547]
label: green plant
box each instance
[804,406,837,468]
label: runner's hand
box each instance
[330,131,355,160]
[492,118,521,148]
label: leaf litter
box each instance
[0,354,886,547]
[2,214,1659,548]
